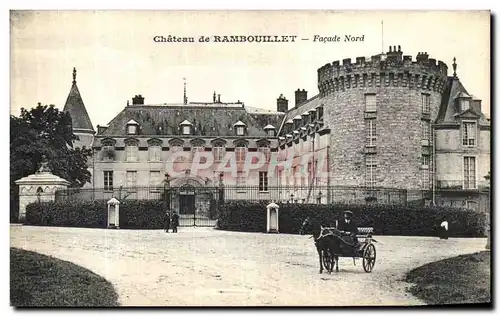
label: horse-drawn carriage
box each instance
[315,226,377,273]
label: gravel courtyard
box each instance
[10,225,487,306]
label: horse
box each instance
[301,219,341,274]
[301,219,360,274]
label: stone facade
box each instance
[60,45,490,212]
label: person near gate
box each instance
[299,217,310,235]
[163,211,171,233]
[171,211,180,233]
[337,210,359,246]
[440,218,449,240]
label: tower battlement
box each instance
[317,46,449,95]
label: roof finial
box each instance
[452,57,457,78]
[72,67,77,84]
[183,77,188,105]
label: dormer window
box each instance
[317,106,324,120]
[233,121,246,136]
[293,115,302,130]
[126,119,139,135]
[179,120,193,135]
[456,92,472,112]
[461,99,470,111]
[302,111,310,124]
[263,124,276,137]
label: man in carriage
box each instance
[337,210,359,246]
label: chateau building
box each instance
[62,45,490,214]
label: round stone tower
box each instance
[317,45,448,195]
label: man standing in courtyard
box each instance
[171,211,180,233]
[163,211,171,233]
[440,218,449,240]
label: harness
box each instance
[313,228,358,248]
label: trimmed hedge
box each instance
[217,201,486,237]
[25,200,170,229]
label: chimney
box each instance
[387,45,403,62]
[294,89,308,108]
[132,94,145,105]
[217,94,221,103]
[277,94,289,112]
[416,52,429,63]
[97,125,108,134]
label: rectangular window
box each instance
[422,169,430,190]
[236,171,245,192]
[422,94,431,114]
[308,161,313,184]
[258,146,271,162]
[104,171,113,191]
[317,107,324,120]
[466,200,478,211]
[464,156,477,189]
[102,145,114,161]
[236,126,245,136]
[461,99,470,111]
[314,160,318,180]
[422,154,430,167]
[191,147,203,162]
[126,171,137,189]
[149,171,161,188]
[365,155,377,189]
[235,147,246,162]
[365,119,377,146]
[149,146,161,162]
[365,94,377,112]
[169,145,184,162]
[259,171,268,192]
[422,121,430,140]
[127,125,137,135]
[462,122,476,146]
[213,147,225,162]
[126,145,138,162]
[182,125,191,135]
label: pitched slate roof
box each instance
[63,68,95,132]
[278,94,322,134]
[99,103,285,137]
[436,77,490,125]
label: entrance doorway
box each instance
[179,194,195,214]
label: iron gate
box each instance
[165,185,222,227]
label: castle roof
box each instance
[436,77,489,126]
[63,68,95,133]
[278,94,322,134]
[98,103,284,137]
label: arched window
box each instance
[234,140,248,162]
[147,138,163,162]
[211,139,227,162]
[125,138,139,162]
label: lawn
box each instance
[10,248,119,307]
[405,251,491,305]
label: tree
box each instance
[10,104,93,188]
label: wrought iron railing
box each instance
[55,185,408,205]
[436,180,488,191]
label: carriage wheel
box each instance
[362,244,376,273]
[322,250,334,272]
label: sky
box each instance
[10,10,490,128]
